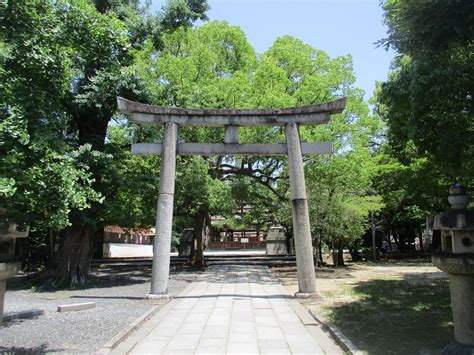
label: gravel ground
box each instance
[0,266,196,354]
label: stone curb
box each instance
[57,302,96,313]
[308,308,363,355]
[97,304,160,354]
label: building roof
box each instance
[104,226,155,235]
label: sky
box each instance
[151,0,395,101]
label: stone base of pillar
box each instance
[145,293,172,300]
[294,292,320,299]
[442,341,474,355]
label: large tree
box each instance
[377,0,474,184]
[0,0,208,286]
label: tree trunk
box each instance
[349,247,361,262]
[190,209,207,268]
[195,218,205,267]
[332,243,345,267]
[189,228,196,261]
[283,225,293,255]
[318,236,324,266]
[337,247,345,267]
[44,213,94,288]
[312,231,319,266]
[393,228,401,250]
[48,228,55,267]
[418,228,423,251]
[371,211,377,260]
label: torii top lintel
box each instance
[117,97,345,127]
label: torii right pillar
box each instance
[286,122,317,297]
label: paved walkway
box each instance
[111,265,343,354]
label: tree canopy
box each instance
[371,0,474,252]
[0,0,209,284]
[377,0,474,183]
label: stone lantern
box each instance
[432,184,474,353]
[0,216,29,322]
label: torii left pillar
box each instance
[147,122,177,298]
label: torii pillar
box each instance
[150,122,177,297]
[117,97,346,298]
[286,122,317,297]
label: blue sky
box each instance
[151,0,395,101]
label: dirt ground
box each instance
[272,259,452,355]
[273,260,446,304]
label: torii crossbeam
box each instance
[117,97,346,298]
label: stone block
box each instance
[266,227,288,255]
[57,302,96,313]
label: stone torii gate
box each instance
[117,97,345,298]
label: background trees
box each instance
[374,0,474,248]
[378,0,473,184]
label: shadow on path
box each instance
[6,266,197,292]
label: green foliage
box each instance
[98,122,162,228]
[373,141,451,246]
[374,0,473,245]
[266,37,384,254]
[132,20,382,256]
[257,37,384,255]
[0,0,209,216]
[175,156,236,221]
[378,0,474,182]
[305,148,384,252]
[261,35,354,106]
[0,0,209,273]
[134,21,257,109]
[380,0,474,54]
[0,0,103,229]
[28,146,105,230]
[159,0,209,31]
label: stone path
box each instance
[111,265,342,355]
